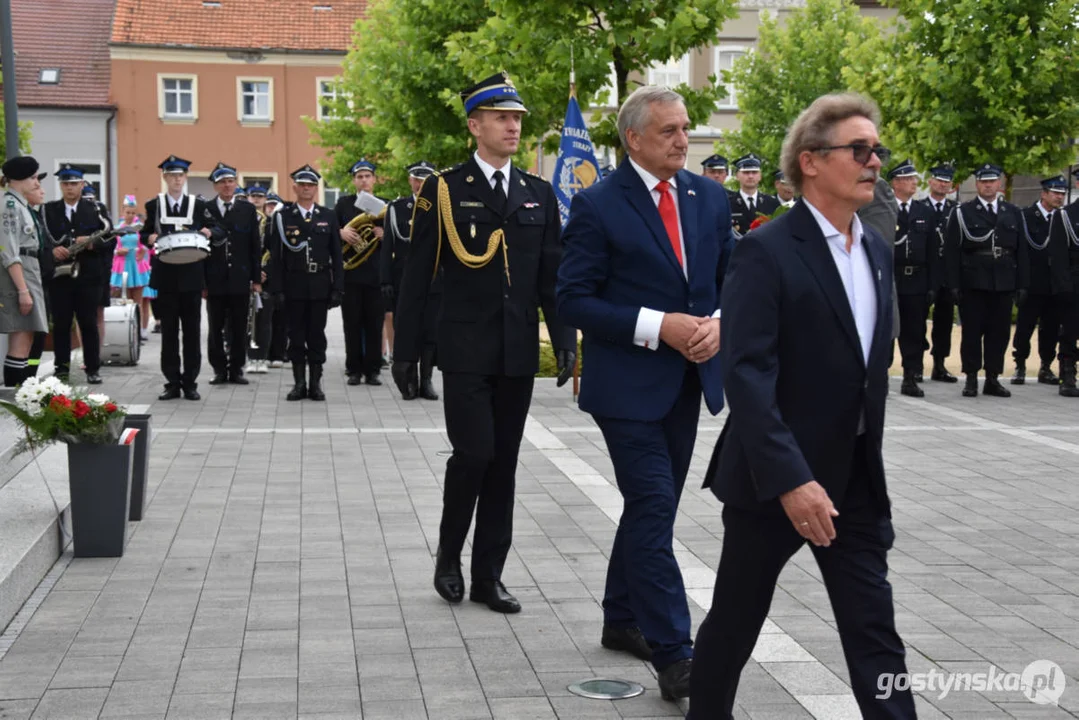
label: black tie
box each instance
[491,170,507,213]
[173,202,180,215]
[935,202,942,214]
[986,203,997,223]
[747,196,755,215]
[899,201,908,222]
[224,202,232,214]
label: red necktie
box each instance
[655,180,683,267]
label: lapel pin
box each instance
[519,179,526,186]
[687,189,696,197]
[466,175,474,183]
[877,268,882,281]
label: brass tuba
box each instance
[343,191,386,271]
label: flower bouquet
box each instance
[749,203,793,231]
[0,376,126,454]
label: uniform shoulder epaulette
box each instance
[520,169,548,184]
[437,162,466,177]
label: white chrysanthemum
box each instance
[86,393,110,405]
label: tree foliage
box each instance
[717,0,881,173]
[844,0,1079,193]
[0,105,34,160]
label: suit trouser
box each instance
[287,299,328,367]
[959,290,1014,376]
[440,372,534,582]
[1059,290,1079,366]
[156,290,202,390]
[207,293,250,375]
[342,282,383,376]
[49,278,101,375]
[896,293,928,373]
[1012,292,1060,367]
[688,437,915,720]
[595,366,701,671]
[930,284,955,359]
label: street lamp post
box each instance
[0,0,19,158]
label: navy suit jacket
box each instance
[704,199,894,514]
[556,161,735,422]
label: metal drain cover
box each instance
[567,678,645,700]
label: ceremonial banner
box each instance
[553,91,601,227]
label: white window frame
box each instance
[158,73,198,123]
[714,45,747,110]
[316,77,344,121]
[647,53,691,88]
[321,181,343,209]
[238,172,279,196]
[237,76,274,125]
[53,160,104,204]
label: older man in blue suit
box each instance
[557,85,735,702]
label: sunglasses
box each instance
[812,143,891,166]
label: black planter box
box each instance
[67,443,133,558]
[122,414,152,521]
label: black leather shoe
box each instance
[183,388,200,401]
[469,580,521,614]
[286,383,307,401]
[931,363,959,383]
[962,375,978,397]
[983,375,1011,397]
[364,373,382,386]
[1038,365,1059,385]
[208,373,228,385]
[433,550,464,603]
[601,625,652,662]
[308,381,325,401]
[158,387,181,401]
[85,373,103,384]
[229,372,249,385]
[657,658,692,701]
[346,374,363,386]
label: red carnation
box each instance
[749,216,768,230]
[73,400,91,419]
[49,395,72,411]
[104,402,118,413]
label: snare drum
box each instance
[155,231,210,264]
[102,303,140,366]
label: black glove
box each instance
[1016,289,1028,306]
[392,360,419,400]
[926,289,936,306]
[328,290,343,309]
[555,349,576,388]
[381,284,395,307]
[951,288,962,304]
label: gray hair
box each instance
[780,92,881,193]
[617,85,685,150]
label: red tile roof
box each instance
[11,0,115,109]
[110,0,368,53]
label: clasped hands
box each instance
[659,313,720,363]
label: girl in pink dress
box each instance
[111,195,153,340]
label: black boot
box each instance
[419,348,439,401]
[900,370,924,397]
[962,374,978,397]
[308,365,325,401]
[1011,360,1026,385]
[1038,363,1059,385]
[931,358,958,383]
[1060,364,1079,398]
[287,362,307,401]
[983,374,1011,397]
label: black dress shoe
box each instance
[346,374,363,386]
[364,373,382,386]
[158,387,181,401]
[183,388,200,401]
[433,550,464,603]
[931,364,959,383]
[983,375,1011,397]
[208,373,228,385]
[85,373,103,384]
[1038,365,1060,385]
[307,382,325,401]
[657,658,692,701]
[962,375,978,397]
[469,580,521,614]
[601,625,652,662]
[900,374,924,398]
[229,373,249,385]
[286,383,307,401]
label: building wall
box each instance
[110,48,345,208]
[22,107,114,209]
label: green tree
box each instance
[717,0,882,173]
[0,105,33,159]
[844,0,1079,196]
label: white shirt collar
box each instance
[627,156,676,192]
[65,200,80,211]
[296,202,315,216]
[1038,201,1054,219]
[803,198,865,250]
[473,152,512,187]
[740,190,757,204]
[980,197,997,213]
[217,196,234,213]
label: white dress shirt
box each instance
[1039,202,1054,221]
[473,152,511,197]
[217,196,234,216]
[65,202,79,221]
[740,191,760,210]
[296,203,315,220]
[980,197,998,215]
[929,197,946,214]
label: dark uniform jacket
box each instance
[394,157,575,376]
[334,193,385,286]
[893,199,936,295]
[267,202,344,301]
[1019,204,1055,295]
[203,198,262,295]
[945,198,1028,293]
[1048,199,1079,294]
[381,194,443,295]
[920,196,955,289]
[727,190,780,237]
[139,194,212,294]
[43,198,111,285]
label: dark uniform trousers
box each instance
[394,158,574,583]
[288,300,330,366]
[269,294,289,362]
[1013,207,1060,367]
[1051,203,1079,371]
[342,283,383,375]
[203,201,262,376]
[207,294,250,374]
[925,198,956,361]
[894,204,934,373]
[49,277,101,374]
[945,200,1026,376]
[897,292,929,371]
[157,290,202,389]
[689,437,915,720]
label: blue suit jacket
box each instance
[704,199,894,514]
[556,161,735,422]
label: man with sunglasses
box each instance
[944,163,1028,398]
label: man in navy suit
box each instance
[688,93,916,719]
[557,85,735,702]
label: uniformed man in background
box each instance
[269,164,344,401]
[772,169,796,207]
[1011,175,1066,385]
[921,164,959,382]
[700,154,728,185]
[889,159,936,397]
[203,162,263,385]
[393,71,576,614]
[945,163,1028,398]
[336,158,387,386]
[727,153,779,236]
[1048,168,1079,397]
[381,160,441,400]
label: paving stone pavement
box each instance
[1,308,1078,719]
